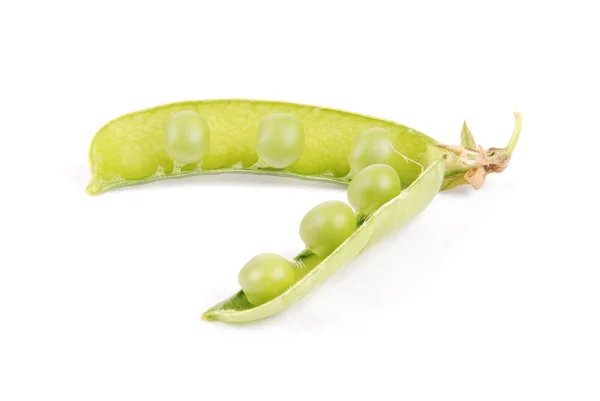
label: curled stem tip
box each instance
[438,111,523,191]
[505,111,523,155]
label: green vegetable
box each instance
[256,113,304,168]
[202,159,445,323]
[86,99,522,323]
[86,100,442,194]
[347,164,402,218]
[164,110,210,166]
[238,254,296,306]
[299,201,357,258]
[349,127,423,185]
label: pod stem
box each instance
[437,111,523,190]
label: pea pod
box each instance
[87,99,520,194]
[86,99,522,323]
[202,158,445,323]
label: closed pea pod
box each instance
[86,99,522,323]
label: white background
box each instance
[1,1,599,400]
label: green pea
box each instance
[348,164,402,216]
[238,253,296,306]
[349,127,404,174]
[256,113,304,168]
[299,201,357,257]
[165,110,209,164]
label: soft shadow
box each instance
[438,185,474,197]
[439,176,509,197]
[202,313,285,331]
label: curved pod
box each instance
[86,99,522,323]
[256,113,305,168]
[87,100,446,194]
[201,159,445,323]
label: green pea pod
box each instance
[87,99,521,194]
[202,158,445,323]
[86,99,522,323]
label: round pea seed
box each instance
[238,253,296,306]
[256,113,304,168]
[165,110,210,164]
[348,164,402,216]
[299,201,357,257]
[349,127,404,174]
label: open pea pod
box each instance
[87,99,522,323]
[202,159,445,323]
[87,99,521,194]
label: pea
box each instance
[256,113,304,168]
[299,201,357,257]
[165,110,210,165]
[348,164,402,216]
[238,253,296,306]
[349,127,405,174]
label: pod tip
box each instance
[86,183,99,195]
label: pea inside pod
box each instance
[350,127,423,185]
[86,99,522,323]
[238,254,296,306]
[299,201,357,258]
[165,110,210,165]
[206,159,446,321]
[256,113,304,168]
[348,164,402,218]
